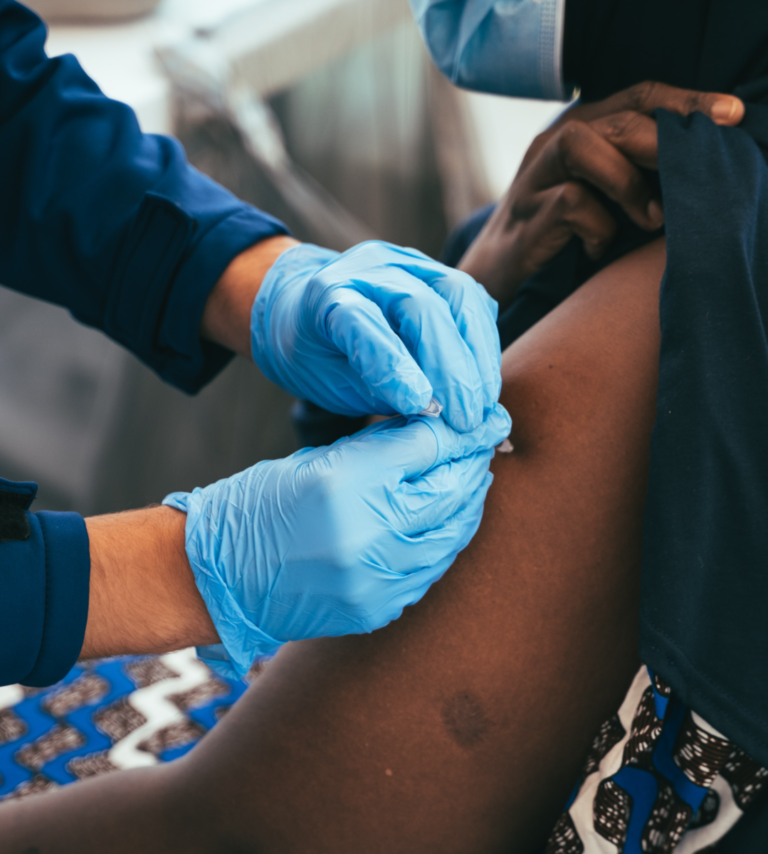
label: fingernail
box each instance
[496,438,514,454]
[711,97,742,125]
[647,199,665,229]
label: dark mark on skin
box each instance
[441,691,490,748]
[21,848,41,854]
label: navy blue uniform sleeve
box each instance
[0,478,90,687]
[0,1,290,393]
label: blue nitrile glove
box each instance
[251,241,502,433]
[163,403,511,679]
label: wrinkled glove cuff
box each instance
[163,490,282,679]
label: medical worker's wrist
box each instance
[82,506,219,660]
[200,234,300,359]
[163,483,285,680]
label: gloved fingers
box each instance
[362,474,493,628]
[368,555,453,626]
[328,414,408,447]
[352,265,487,432]
[339,402,509,482]
[416,402,511,471]
[396,449,494,534]
[324,287,434,416]
[327,417,439,487]
[316,254,487,431]
[406,262,503,411]
[405,471,492,570]
[359,243,502,409]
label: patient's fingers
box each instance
[533,182,619,260]
[522,119,663,231]
[567,81,745,127]
[589,111,661,170]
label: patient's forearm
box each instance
[0,240,666,854]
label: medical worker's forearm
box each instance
[0,2,289,394]
[201,234,300,358]
[81,507,219,660]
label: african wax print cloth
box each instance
[544,667,768,854]
[0,650,255,799]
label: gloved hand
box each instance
[163,403,511,679]
[251,240,502,433]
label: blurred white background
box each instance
[0,0,565,514]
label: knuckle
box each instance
[311,462,350,507]
[683,91,706,115]
[335,540,363,578]
[603,111,643,141]
[556,119,587,153]
[555,181,587,216]
[555,122,589,173]
[509,195,535,222]
[604,155,643,197]
[344,581,366,608]
[528,129,553,155]
[626,81,658,113]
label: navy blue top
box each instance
[0,0,289,687]
[557,0,768,773]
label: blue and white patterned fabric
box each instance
[545,667,768,853]
[0,650,253,799]
[409,0,571,100]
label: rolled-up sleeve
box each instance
[0,478,90,687]
[0,1,289,393]
[410,0,570,101]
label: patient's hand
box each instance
[459,81,744,310]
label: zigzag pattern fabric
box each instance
[545,668,768,854]
[0,649,257,799]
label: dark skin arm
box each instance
[460,81,744,310]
